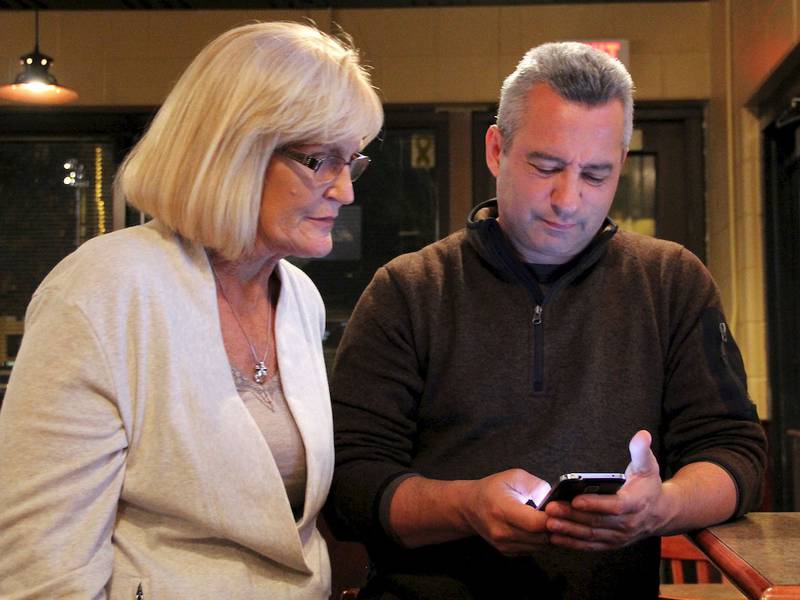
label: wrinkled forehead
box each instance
[519,86,627,146]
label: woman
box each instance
[0,21,382,599]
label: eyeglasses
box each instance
[277,148,371,184]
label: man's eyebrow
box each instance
[526,151,614,172]
[580,162,614,172]
[526,151,565,165]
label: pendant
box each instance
[254,361,268,384]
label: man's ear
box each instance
[486,124,503,178]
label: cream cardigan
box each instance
[0,221,333,599]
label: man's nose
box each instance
[550,173,581,216]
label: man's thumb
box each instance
[628,429,658,475]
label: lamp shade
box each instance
[0,13,78,105]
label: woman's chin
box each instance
[293,240,334,260]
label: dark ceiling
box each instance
[0,0,705,9]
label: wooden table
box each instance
[690,512,800,599]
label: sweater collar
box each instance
[465,198,618,303]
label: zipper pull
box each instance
[719,322,729,360]
[136,583,143,600]
[532,304,545,393]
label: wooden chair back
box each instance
[662,534,715,583]
[659,534,745,600]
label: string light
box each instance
[94,147,106,235]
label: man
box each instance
[326,42,766,599]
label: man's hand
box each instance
[543,429,739,551]
[389,469,551,555]
[543,430,667,550]
[461,469,552,555]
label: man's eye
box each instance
[583,173,606,186]
[531,164,557,176]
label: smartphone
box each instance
[529,472,626,509]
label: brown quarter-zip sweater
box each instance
[327,200,766,600]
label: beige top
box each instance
[233,369,307,518]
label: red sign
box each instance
[578,39,630,67]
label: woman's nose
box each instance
[324,167,355,205]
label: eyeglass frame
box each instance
[276,147,371,184]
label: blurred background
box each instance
[0,0,798,513]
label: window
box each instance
[0,138,115,322]
[0,109,152,374]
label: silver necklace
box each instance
[210,262,273,384]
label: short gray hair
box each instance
[497,41,634,150]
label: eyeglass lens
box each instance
[318,154,370,183]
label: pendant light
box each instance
[0,11,78,105]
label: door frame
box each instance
[762,118,800,511]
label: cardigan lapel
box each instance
[274,261,334,534]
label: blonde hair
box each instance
[115,21,383,259]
